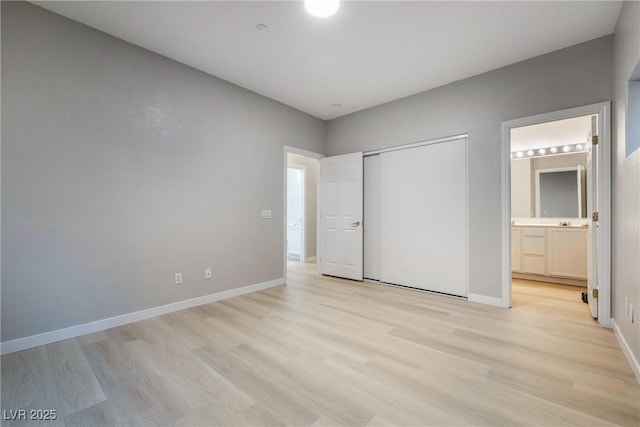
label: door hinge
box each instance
[592,288,599,299]
[592,212,599,222]
[592,135,599,145]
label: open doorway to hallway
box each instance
[284,148,322,279]
[287,166,305,262]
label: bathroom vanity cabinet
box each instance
[512,225,588,284]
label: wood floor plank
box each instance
[194,343,320,426]
[0,347,65,427]
[45,339,106,417]
[364,415,396,427]
[64,400,124,427]
[128,339,255,413]
[1,261,638,426]
[81,339,156,419]
[363,355,502,424]
[231,342,375,426]
[321,353,473,426]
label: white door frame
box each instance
[283,146,324,281]
[501,102,611,326]
[287,165,306,262]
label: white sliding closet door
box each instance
[364,155,381,280]
[379,138,467,296]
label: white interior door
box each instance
[319,152,363,280]
[379,138,468,297]
[587,115,599,318]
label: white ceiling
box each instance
[510,115,593,152]
[33,1,622,120]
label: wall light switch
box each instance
[175,273,183,285]
[261,209,272,219]
[625,297,630,316]
[205,268,212,279]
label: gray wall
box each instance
[326,36,613,299]
[287,153,318,260]
[612,1,640,366]
[1,2,325,342]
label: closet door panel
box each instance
[364,155,381,280]
[379,139,467,296]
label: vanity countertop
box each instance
[511,223,588,229]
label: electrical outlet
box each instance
[205,268,212,279]
[175,273,183,285]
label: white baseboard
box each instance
[305,256,316,263]
[0,278,285,355]
[468,293,508,308]
[611,318,640,385]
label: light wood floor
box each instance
[2,262,639,426]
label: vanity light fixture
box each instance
[512,143,588,159]
[305,0,340,18]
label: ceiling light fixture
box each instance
[256,24,268,32]
[305,0,340,18]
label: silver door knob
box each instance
[351,221,361,227]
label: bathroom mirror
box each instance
[510,152,587,218]
[535,167,582,218]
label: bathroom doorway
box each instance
[502,102,611,325]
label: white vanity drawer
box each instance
[522,227,546,237]
[522,236,546,255]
